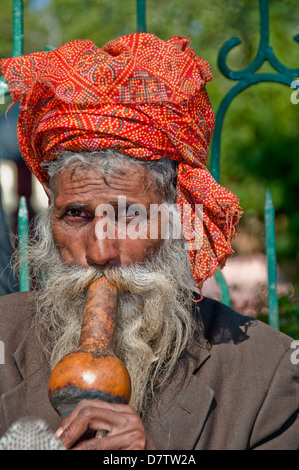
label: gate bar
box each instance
[265,189,279,329]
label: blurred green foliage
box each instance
[0,0,298,334]
[258,293,299,338]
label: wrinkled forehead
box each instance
[45,151,178,204]
[56,162,150,196]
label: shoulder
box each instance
[192,297,298,450]
[197,296,293,360]
[0,291,36,352]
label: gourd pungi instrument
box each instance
[48,276,131,420]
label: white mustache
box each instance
[26,208,195,415]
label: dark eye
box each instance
[65,208,90,219]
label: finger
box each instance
[72,399,134,414]
[59,399,134,429]
[57,407,110,449]
[55,400,133,439]
[56,402,136,448]
[73,431,146,450]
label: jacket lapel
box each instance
[145,343,214,450]
[1,325,61,432]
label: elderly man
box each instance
[0,34,298,450]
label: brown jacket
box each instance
[0,291,298,450]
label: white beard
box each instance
[26,208,196,416]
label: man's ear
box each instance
[42,181,53,205]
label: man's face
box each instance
[47,163,165,268]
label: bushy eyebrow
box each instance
[54,201,89,214]
[108,200,149,208]
[54,200,151,214]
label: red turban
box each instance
[0,33,242,289]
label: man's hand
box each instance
[55,399,155,450]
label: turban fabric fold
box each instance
[0,33,242,289]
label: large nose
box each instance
[85,220,120,267]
